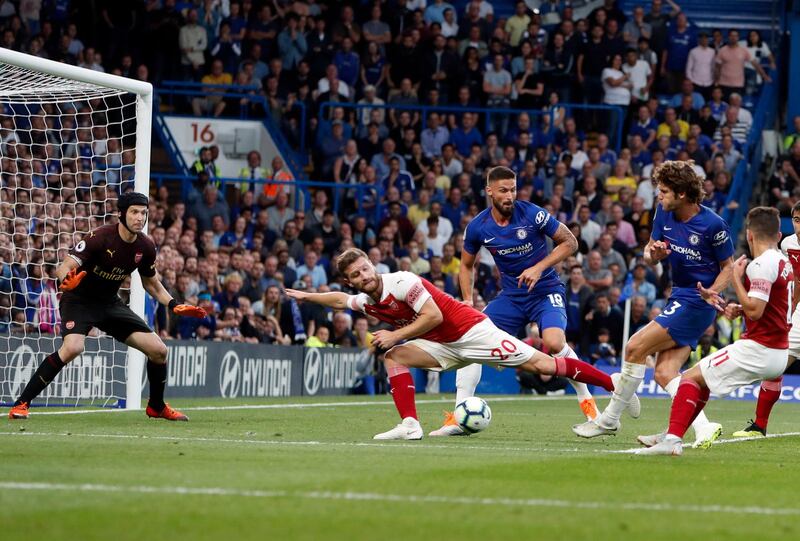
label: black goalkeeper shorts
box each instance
[60,296,153,342]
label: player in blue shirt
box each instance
[574,161,735,448]
[430,166,619,436]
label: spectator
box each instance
[589,327,618,365]
[596,232,628,274]
[715,29,771,98]
[505,2,531,48]
[605,159,637,201]
[422,255,456,295]
[623,47,653,104]
[623,6,652,48]
[305,325,332,347]
[421,112,450,159]
[450,112,483,159]
[514,56,545,110]
[424,0,456,25]
[742,30,775,94]
[583,250,613,293]
[362,5,391,49]
[179,8,207,80]
[190,185,230,232]
[627,295,651,334]
[622,264,657,306]
[661,12,695,93]
[685,32,715,99]
[277,13,307,71]
[191,59,232,118]
[657,107,689,141]
[587,292,624,351]
[295,250,327,288]
[483,53,512,133]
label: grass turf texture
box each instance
[2,395,799,541]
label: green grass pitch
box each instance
[2,395,799,541]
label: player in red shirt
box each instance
[639,207,792,455]
[287,248,639,440]
[732,201,800,437]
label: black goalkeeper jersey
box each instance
[64,223,157,303]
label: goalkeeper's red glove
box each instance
[169,299,207,318]
[59,269,86,291]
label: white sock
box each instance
[455,363,481,406]
[556,345,592,400]
[664,375,711,432]
[600,361,646,426]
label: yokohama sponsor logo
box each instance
[669,244,702,260]
[496,242,533,256]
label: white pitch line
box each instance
[26,395,576,416]
[611,431,800,454]
[4,428,800,456]
[0,430,587,454]
[1,481,798,516]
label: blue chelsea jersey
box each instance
[651,204,735,289]
[464,201,562,296]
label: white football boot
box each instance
[373,417,424,440]
[637,430,666,448]
[692,422,723,449]
[572,418,620,438]
[635,435,683,456]
[611,372,641,419]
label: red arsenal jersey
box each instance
[742,248,794,349]
[348,272,486,343]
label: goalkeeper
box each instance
[8,193,207,421]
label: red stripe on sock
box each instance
[668,379,702,439]
[389,372,417,420]
[755,377,782,430]
[554,357,614,392]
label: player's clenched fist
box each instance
[59,269,86,291]
[649,240,671,262]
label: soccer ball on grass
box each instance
[454,397,492,434]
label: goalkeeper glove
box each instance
[59,269,87,291]
[169,299,207,318]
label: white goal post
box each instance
[0,48,152,410]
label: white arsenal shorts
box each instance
[407,319,537,372]
[788,309,800,359]
[698,339,788,396]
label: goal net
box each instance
[0,49,152,409]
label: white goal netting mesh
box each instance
[0,60,143,408]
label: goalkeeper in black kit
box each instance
[8,192,207,421]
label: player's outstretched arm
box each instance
[141,275,207,318]
[285,289,350,310]
[458,250,477,306]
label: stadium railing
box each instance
[154,80,308,169]
[151,174,385,225]
[318,101,627,155]
[721,68,780,239]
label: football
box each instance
[454,397,492,434]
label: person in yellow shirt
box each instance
[505,2,531,47]
[305,325,332,348]
[407,189,432,228]
[656,107,689,141]
[191,59,233,117]
[441,242,461,276]
[604,159,637,201]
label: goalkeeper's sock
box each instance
[388,367,417,420]
[16,351,64,405]
[147,360,168,411]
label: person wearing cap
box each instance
[8,192,208,423]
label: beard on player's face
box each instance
[492,196,514,217]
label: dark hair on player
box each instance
[791,200,800,216]
[486,165,516,185]
[652,160,705,204]
[746,206,780,238]
[336,248,370,277]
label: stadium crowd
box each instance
[0,0,793,374]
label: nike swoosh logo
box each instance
[663,226,672,231]
[484,237,496,243]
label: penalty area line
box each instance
[0,481,798,516]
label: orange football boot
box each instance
[8,402,29,420]
[579,397,599,421]
[146,402,188,421]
